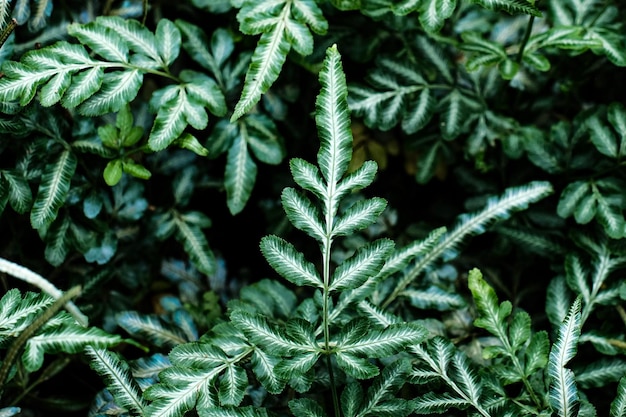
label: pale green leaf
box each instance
[260,235,322,288]
[97,16,159,60]
[290,158,326,199]
[330,238,394,292]
[335,160,378,197]
[289,398,328,417]
[225,134,257,215]
[281,187,325,241]
[44,215,71,266]
[470,0,541,16]
[30,150,77,229]
[148,87,187,151]
[116,311,188,348]
[61,66,104,108]
[85,346,147,415]
[230,310,313,355]
[173,214,216,276]
[336,352,380,379]
[316,45,352,188]
[23,324,121,372]
[68,22,129,62]
[78,69,143,116]
[156,19,181,66]
[251,348,287,394]
[587,113,618,158]
[219,364,247,406]
[419,0,457,33]
[575,358,626,389]
[231,28,290,121]
[332,197,388,237]
[548,297,582,417]
[610,376,626,417]
[402,286,466,311]
[525,331,549,376]
[338,323,427,357]
[2,170,33,214]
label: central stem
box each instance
[322,238,341,417]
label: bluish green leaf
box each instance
[470,0,541,16]
[116,311,188,348]
[243,114,285,165]
[2,170,32,214]
[290,158,326,199]
[78,70,143,116]
[67,22,129,62]
[336,352,380,379]
[251,348,287,394]
[337,323,427,357]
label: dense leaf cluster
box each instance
[0,1,625,416]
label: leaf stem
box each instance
[322,238,341,417]
[515,15,535,63]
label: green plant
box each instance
[1,1,626,416]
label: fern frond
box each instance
[355,359,411,417]
[548,297,582,417]
[85,346,147,415]
[231,0,328,120]
[173,211,216,276]
[336,322,427,357]
[419,0,457,33]
[385,181,553,307]
[330,239,394,292]
[225,134,257,214]
[0,0,11,25]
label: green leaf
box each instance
[44,215,71,266]
[116,311,188,348]
[611,376,626,417]
[470,0,541,16]
[219,364,247,406]
[23,322,122,372]
[419,0,457,33]
[260,235,323,289]
[290,158,326,199]
[173,212,216,276]
[402,286,466,311]
[289,398,328,417]
[330,238,394,292]
[225,134,257,215]
[548,297,582,417]
[97,16,159,61]
[281,187,325,241]
[104,159,123,186]
[546,275,574,327]
[230,20,290,120]
[2,170,33,214]
[251,348,288,394]
[230,310,314,355]
[337,322,427,357]
[78,70,143,116]
[348,58,433,134]
[357,359,412,417]
[525,330,549,376]
[156,19,181,66]
[332,197,388,237]
[85,346,147,415]
[67,21,129,62]
[587,112,618,158]
[336,351,380,379]
[243,114,285,165]
[316,45,352,188]
[468,268,511,337]
[30,150,77,229]
[575,358,626,389]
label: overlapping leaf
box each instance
[231,0,328,120]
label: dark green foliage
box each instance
[0,1,625,416]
